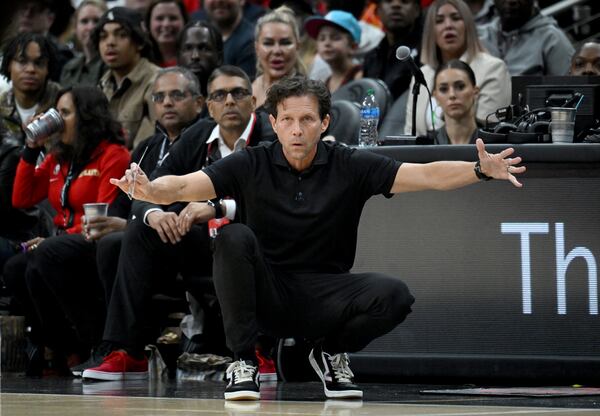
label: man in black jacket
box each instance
[363,0,423,100]
[79,65,276,381]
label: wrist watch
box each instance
[207,199,223,218]
[474,160,492,181]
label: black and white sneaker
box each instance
[224,360,260,401]
[308,347,363,399]
[71,342,112,377]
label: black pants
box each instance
[3,234,104,353]
[213,223,415,355]
[96,231,123,306]
[101,218,213,352]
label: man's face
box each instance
[377,0,421,34]
[207,75,255,132]
[494,0,534,31]
[570,42,600,76]
[9,41,49,95]
[16,1,55,34]
[177,26,221,79]
[204,0,243,27]
[152,72,203,136]
[269,95,329,170]
[98,22,142,73]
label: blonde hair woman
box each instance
[252,6,306,109]
[404,0,510,136]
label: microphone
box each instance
[395,45,436,137]
[395,45,427,86]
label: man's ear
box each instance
[269,113,277,133]
[321,114,330,132]
[195,95,205,113]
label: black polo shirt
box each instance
[203,141,401,273]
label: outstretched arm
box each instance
[110,163,217,205]
[390,139,526,194]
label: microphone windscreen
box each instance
[395,45,411,61]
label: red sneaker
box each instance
[256,348,277,382]
[82,351,148,381]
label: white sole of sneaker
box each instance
[308,349,363,399]
[258,373,277,382]
[224,390,260,401]
[324,387,363,399]
[82,369,148,381]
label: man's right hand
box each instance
[147,211,183,244]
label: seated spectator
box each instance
[252,6,306,109]
[15,0,74,82]
[477,0,574,76]
[304,10,363,93]
[430,59,480,144]
[2,86,130,376]
[202,0,257,80]
[363,0,423,100]
[0,33,61,270]
[322,0,385,58]
[569,41,600,76]
[0,33,61,142]
[146,0,188,67]
[405,0,510,136]
[176,20,224,97]
[80,66,277,381]
[60,0,108,88]
[93,7,160,150]
[270,0,318,78]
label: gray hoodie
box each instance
[478,10,574,76]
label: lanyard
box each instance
[60,163,76,228]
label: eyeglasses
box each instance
[151,90,193,103]
[208,88,251,102]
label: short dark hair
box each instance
[176,20,224,64]
[0,32,57,82]
[207,65,252,92]
[52,86,123,165]
[154,66,201,96]
[265,76,330,120]
[433,59,477,90]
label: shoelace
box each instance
[328,353,355,383]
[227,360,256,383]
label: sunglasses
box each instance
[208,87,251,102]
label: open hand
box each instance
[476,139,526,187]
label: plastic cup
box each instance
[83,203,108,237]
[550,121,575,143]
[550,107,576,123]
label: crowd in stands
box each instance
[0,0,598,391]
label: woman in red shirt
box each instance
[3,86,129,375]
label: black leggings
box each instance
[212,223,415,355]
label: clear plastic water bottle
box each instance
[358,89,380,147]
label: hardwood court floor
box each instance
[2,374,600,416]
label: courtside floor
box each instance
[1,374,600,415]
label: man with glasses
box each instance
[80,66,276,381]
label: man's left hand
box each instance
[476,138,526,187]
[177,202,215,234]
